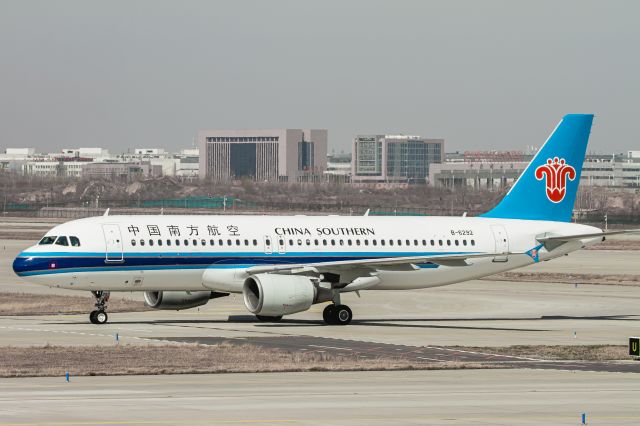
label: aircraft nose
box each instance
[12,252,33,276]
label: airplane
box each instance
[12,114,637,325]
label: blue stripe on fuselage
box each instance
[13,251,471,277]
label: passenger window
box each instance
[430,239,434,246]
[167,239,171,246]
[219,239,224,246]
[265,239,271,246]
[193,239,197,246]
[253,239,258,246]
[463,240,467,246]
[414,239,418,246]
[289,239,294,246]
[323,239,327,246]
[210,239,215,245]
[39,236,57,245]
[314,239,319,246]
[388,239,393,246]
[339,240,344,246]
[447,240,451,246]
[131,239,136,246]
[381,240,386,246]
[373,239,377,246]
[158,239,163,246]
[356,240,361,246]
[227,239,232,246]
[70,236,81,247]
[347,239,352,246]
[331,239,335,245]
[279,239,284,246]
[201,239,206,246]
[235,239,240,246]
[306,239,311,246]
[438,240,443,246]
[471,240,475,246]
[184,239,189,246]
[55,236,69,246]
[244,239,249,246]
[175,239,180,246]
[297,239,303,246]
[140,239,145,246]
[397,239,402,246]
[149,239,154,246]
[364,240,369,246]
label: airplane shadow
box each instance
[46,313,639,329]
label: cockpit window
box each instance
[39,236,57,245]
[55,236,69,246]
[70,236,81,247]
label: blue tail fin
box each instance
[482,114,593,222]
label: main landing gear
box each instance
[322,304,353,325]
[321,289,353,325]
[90,291,110,324]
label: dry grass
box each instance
[0,292,148,316]
[486,272,640,286]
[450,345,629,361]
[0,344,489,378]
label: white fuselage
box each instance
[13,215,602,293]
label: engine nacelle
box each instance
[144,291,213,310]
[243,274,318,316]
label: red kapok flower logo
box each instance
[534,157,576,203]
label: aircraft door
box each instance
[103,224,124,262]
[490,225,509,262]
[263,235,273,254]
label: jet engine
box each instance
[144,290,216,310]
[243,274,328,316]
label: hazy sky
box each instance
[1,0,638,154]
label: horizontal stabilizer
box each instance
[536,228,640,250]
[537,228,640,244]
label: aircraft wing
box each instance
[245,252,506,275]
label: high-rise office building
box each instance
[352,135,444,183]
[198,129,327,182]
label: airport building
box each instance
[351,135,444,183]
[198,129,327,182]
[429,151,640,189]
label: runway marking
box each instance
[0,325,180,345]
[307,344,352,351]
[416,356,444,362]
[425,345,545,362]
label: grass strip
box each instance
[0,292,148,316]
[0,343,486,378]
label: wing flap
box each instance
[245,252,503,275]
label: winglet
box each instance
[103,208,110,216]
[363,209,370,217]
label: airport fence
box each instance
[2,196,636,223]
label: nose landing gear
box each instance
[90,291,110,324]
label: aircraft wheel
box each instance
[90,310,108,324]
[322,304,335,324]
[332,305,352,325]
[256,315,283,322]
